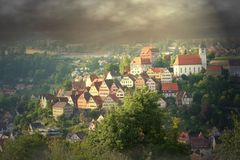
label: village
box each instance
[1,42,240,159]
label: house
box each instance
[88,119,96,131]
[178,132,189,144]
[77,92,91,109]
[160,68,172,83]
[130,57,152,75]
[190,133,212,160]
[39,94,57,109]
[29,122,46,135]
[135,73,148,89]
[99,80,113,98]
[182,92,193,106]
[228,59,240,77]
[140,47,159,63]
[0,133,12,152]
[57,90,74,106]
[120,74,135,88]
[72,81,86,92]
[97,115,104,123]
[176,91,193,107]
[86,74,98,87]
[66,132,85,143]
[116,87,125,100]
[146,78,159,92]
[87,96,102,109]
[176,91,184,106]
[105,71,121,80]
[147,68,172,82]
[46,128,63,137]
[206,65,222,76]
[147,68,162,79]
[102,94,120,110]
[52,102,73,120]
[110,80,122,93]
[158,98,167,108]
[89,81,102,96]
[173,54,203,76]
[161,83,179,97]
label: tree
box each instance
[119,55,130,75]
[215,115,240,160]
[104,63,119,73]
[48,139,70,160]
[0,134,48,160]
[63,79,72,90]
[90,88,165,150]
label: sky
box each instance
[0,0,239,44]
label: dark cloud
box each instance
[0,0,239,44]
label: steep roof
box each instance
[190,133,211,149]
[150,68,164,73]
[72,81,86,91]
[114,79,123,89]
[52,102,68,109]
[89,74,98,82]
[78,92,91,101]
[174,54,202,65]
[207,65,222,71]
[104,79,114,89]
[40,94,56,101]
[161,83,179,91]
[131,57,151,65]
[92,81,102,91]
[91,96,103,105]
[140,47,157,55]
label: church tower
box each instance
[199,43,207,69]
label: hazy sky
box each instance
[0,0,239,43]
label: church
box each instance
[173,44,207,76]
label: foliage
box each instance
[88,88,189,157]
[119,55,130,75]
[154,57,170,68]
[0,134,48,160]
[178,75,240,133]
[215,115,240,160]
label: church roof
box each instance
[174,54,202,65]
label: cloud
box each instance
[0,0,239,43]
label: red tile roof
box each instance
[207,65,222,71]
[190,134,211,149]
[151,68,163,73]
[174,54,201,65]
[161,83,179,91]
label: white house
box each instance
[173,45,207,76]
[160,68,173,83]
[120,75,135,88]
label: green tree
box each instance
[90,88,165,150]
[0,134,48,160]
[119,55,130,75]
[48,139,70,160]
[215,115,240,160]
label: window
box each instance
[180,68,182,73]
